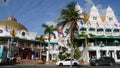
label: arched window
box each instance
[113,29,119,32]
[105,28,111,32]
[97,28,103,32]
[89,28,95,31]
[80,27,87,31]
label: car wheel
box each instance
[73,63,78,66]
[59,63,63,66]
[95,63,99,66]
[109,62,114,66]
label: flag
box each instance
[96,22,99,27]
[114,24,118,27]
[58,28,64,36]
[5,25,8,32]
[80,21,83,25]
[11,29,16,37]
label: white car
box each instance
[56,58,80,66]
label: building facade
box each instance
[0,16,41,60]
[54,4,120,63]
[75,4,120,62]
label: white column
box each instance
[86,51,89,62]
[114,50,117,62]
[106,50,109,57]
[46,51,49,62]
[97,49,101,59]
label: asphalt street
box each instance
[0,64,120,68]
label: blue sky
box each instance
[0,0,120,35]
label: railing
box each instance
[79,27,120,36]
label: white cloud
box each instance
[45,21,56,26]
[83,0,106,16]
[96,4,106,16]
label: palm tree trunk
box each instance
[70,29,74,68]
[70,43,73,68]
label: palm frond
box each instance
[42,24,49,28]
[56,21,68,29]
[51,32,56,39]
[42,24,58,40]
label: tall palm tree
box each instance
[56,2,84,68]
[42,24,58,63]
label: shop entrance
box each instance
[116,51,120,59]
[89,51,96,60]
[19,48,32,60]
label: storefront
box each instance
[88,46,120,62]
[0,16,41,60]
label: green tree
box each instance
[74,48,81,59]
[42,24,58,62]
[77,32,95,47]
[56,1,85,68]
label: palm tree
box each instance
[56,1,84,68]
[77,32,95,47]
[42,24,58,63]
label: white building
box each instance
[51,4,120,63]
[77,4,120,62]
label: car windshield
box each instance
[65,59,74,61]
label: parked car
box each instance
[56,58,80,66]
[89,57,115,66]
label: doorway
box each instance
[89,51,96,60]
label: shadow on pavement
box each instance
[0,63,16,66]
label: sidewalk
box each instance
[16,59,56,65]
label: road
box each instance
[0,64,120,68]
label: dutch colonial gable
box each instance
[75,3,83,14]
[105,6,118,23]
[89,5,103,27]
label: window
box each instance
[22,32,25,36]
[89,28,95,31]
[97,28,103,32]
[109,17,113,21]
[80,27,86,31]
[0,29,3,33]
[93,17,97,20]
[65,59,71,61]
[105,29,111,32]
[116,51,120,59]
[113,29,119,32]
